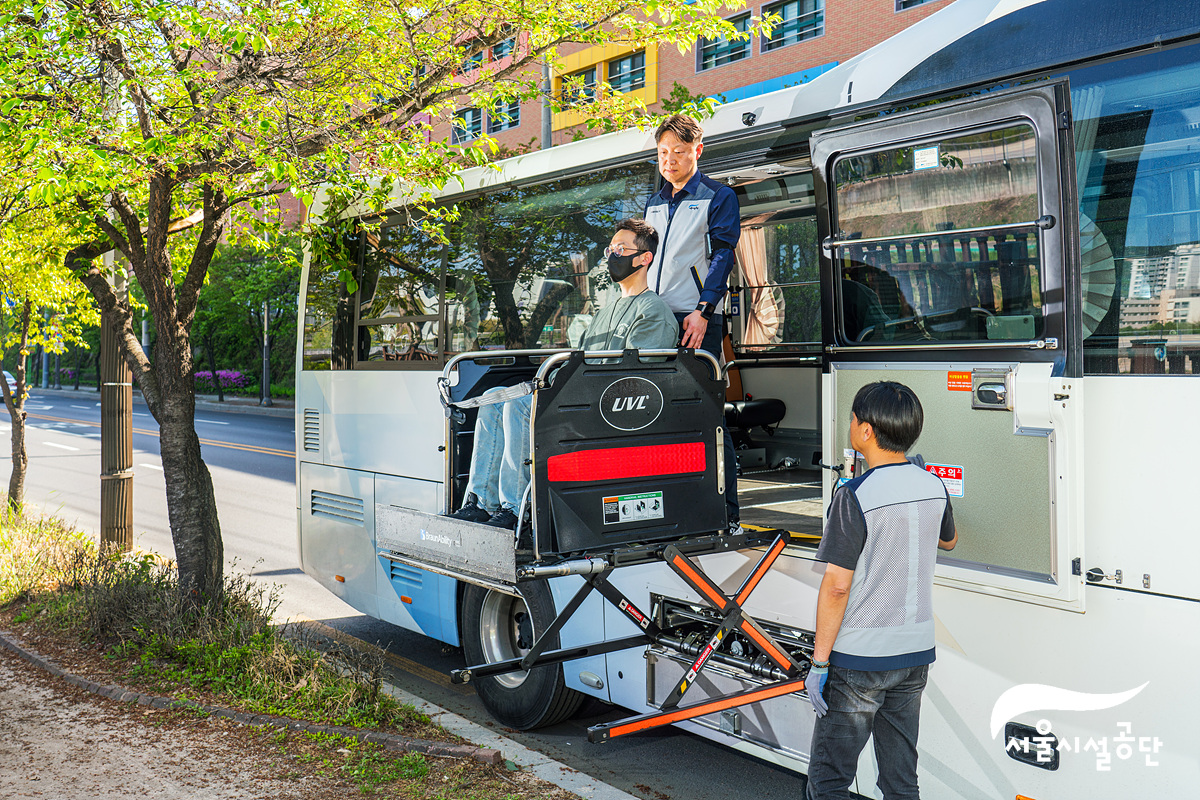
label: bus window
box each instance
[1072,42,1200,375]
[732,171,822,353]
[357,219,443,365]
[832,125,1045,345]
[302,228,359,370]
[445,165,654,351]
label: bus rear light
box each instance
[547,442,706,482]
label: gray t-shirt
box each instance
[579,290,679,352]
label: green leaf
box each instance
[1,98,20,114]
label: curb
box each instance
[288,616,639,800]
[0,628,501,766]
[26,386,295,419]
[381,682,640,800]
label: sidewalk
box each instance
[26,385,294,419]
[0,624,638,800]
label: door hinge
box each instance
[1058,111,1071,130]
[1071,557,1081,576]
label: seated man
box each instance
[450,218,679,530]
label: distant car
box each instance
[3,371,16,395]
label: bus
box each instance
[296,0,1200,795]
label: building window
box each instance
[487,100,520,133]
[698,14,751,71]
[896,0,934,9]
[492,37,516,59]
[452,108,483,143]
[563,67,597,105]
[608,51,646,93]
[763,0,824,51]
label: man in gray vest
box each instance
[645,113,741,532]
[805,381,958,800]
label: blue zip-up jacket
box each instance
[644,171,741,314]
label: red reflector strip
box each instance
[547,442,706,483]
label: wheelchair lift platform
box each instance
[377,506,812,742]
[382,348,816,741]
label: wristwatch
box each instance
[695,301,716,320]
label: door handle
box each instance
[975,382,1007,407]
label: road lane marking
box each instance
[133,412,150,417]
[27,412,293,458]
[43,442,80,451]
[743,498,823,510]
[195,419,230,425]
[139,463,163,471]
[70,405,91,409]
[738,481,821,493]
[290,616,473,696]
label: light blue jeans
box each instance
[463,389,533,514]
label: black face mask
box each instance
[607,253,642,283]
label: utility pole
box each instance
[99,61,133,554]
[260,299,272,407]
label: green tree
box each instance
[196,235,300,399]
[0,199,98,510]
[1,0,754,599]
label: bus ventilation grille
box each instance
[303,409,320,452]
[310,490,364,525]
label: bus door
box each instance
[811,83,1084,610]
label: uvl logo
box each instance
[600,377,664,431]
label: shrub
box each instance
[194,370,253,393]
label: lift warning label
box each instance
[925,463,964,497]
[603,492,665,525]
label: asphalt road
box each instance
[2,388,815,800]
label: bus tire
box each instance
[461,581,584,730]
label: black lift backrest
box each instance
[531,349,726,555]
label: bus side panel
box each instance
[374,474,458,646]
[323,371,444,481]
[298,461,380,619]
[913,582,1200,800]
[1083,377,1200,602]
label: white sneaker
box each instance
[727,520,743,536]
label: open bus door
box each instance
[811,83,1084,611]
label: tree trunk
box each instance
[5,299,32,512]
[73,346,81,390]
[158,392,224,602]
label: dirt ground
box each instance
[0,634,578,800]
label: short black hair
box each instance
[851,381,923,453]
[615,218,659,259]
[654,114,703,144]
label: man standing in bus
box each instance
[645,113,741,533]
[805,381,957,800]
[449,219,678,530]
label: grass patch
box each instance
[0,510,425,732]
[0,507,96,605]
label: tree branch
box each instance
[176,183,227,328]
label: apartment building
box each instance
[447,0,954,152]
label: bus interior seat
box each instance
[721,333,786,451]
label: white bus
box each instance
[296,0,1200,795]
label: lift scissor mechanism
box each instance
[449,528,814,743]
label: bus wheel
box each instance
[461,581,584,730]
